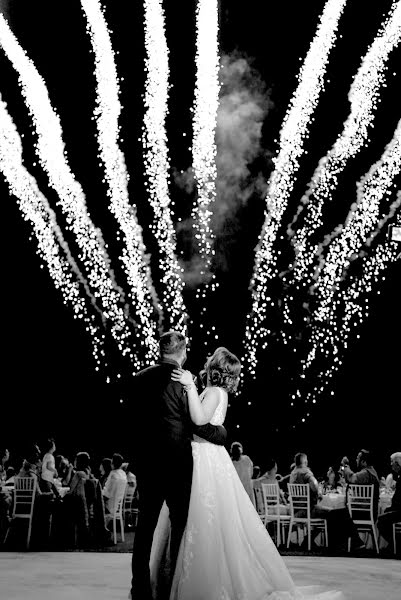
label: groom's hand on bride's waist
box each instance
[193,423,227,446]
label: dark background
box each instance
[1,0,400,478]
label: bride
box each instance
[150,346,345,600]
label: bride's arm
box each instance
[171,368,219,426]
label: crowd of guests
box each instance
[0,441,137,549]
[1,442,400,553]
[233,443,401,553]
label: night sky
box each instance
[1,0,400,477]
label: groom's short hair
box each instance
[159,331,186,357]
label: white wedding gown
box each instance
[150,388,345,600]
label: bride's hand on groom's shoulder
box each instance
[171,368,195,387]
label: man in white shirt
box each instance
[102,453,127,516]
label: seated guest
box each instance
[342,449,380,518]
[0,449,12,539]
[378,452,401,546]
[324,466,341,492]
[61,452,108,547]
[253,458,288,514]
[0,448,10,482]
[11,448,53,548]
[5,466,15,485]
[15,444,45,494]
[17,450,51,497]
[289,453,329,518]
[102,453,127,516]
[277,462,295,489]
[122,462,137,488]
[55,455,75,487]
[252,465,261,479]
[68,452,93,492]
[99,457,112,488]
[385,468,399,491]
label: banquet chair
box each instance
[261,483,290,547]
[4,477,37,549]
[123,483,138,529]
[253,485,266,525]
[393,522,401,554]
[347,484,379,554]
[105,479,127,544]
[286,483,328,551]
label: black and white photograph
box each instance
[0,1,400,598]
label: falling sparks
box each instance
[80,0,161,365]
[191,0,220,350]
[243,0,348,377]
[0,13,139,365]
[0,96,105,369]
[295,219,400,422]
[289,2,401,284]
[0,4,399,414]
[142,0,187,334]
[313,120,401,322]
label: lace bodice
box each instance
[200,387,227,426]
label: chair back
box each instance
[261,483,281,516]
[288,483,310,519]
[14,477,36,518]
[112,479,127,518]
[347,484,374,521]
[253,484,265,518]
[123,483,136,511]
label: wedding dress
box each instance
[150,387,345,600]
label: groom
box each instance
[129,331,227,600]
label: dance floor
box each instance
[0,552,400,599]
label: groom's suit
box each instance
[129,357,227,599]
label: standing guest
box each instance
[99,457,112,488]
[0,448,10,482]
[41,438,58,493]
[102,453,127,515]
[342,449,380,518]
[377,452,401,546]
[231,442,255,507]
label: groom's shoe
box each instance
[128,590,153,600]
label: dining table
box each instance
[318,489,394,515]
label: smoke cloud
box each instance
[0,1,9,18]
[177,53,272,287]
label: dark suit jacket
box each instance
[128,358,227,474]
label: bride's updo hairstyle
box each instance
[204,347,241,393]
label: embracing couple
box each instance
[129,331,344,600]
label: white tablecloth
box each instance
[319,493,346,510]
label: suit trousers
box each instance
[130,452,193,599]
